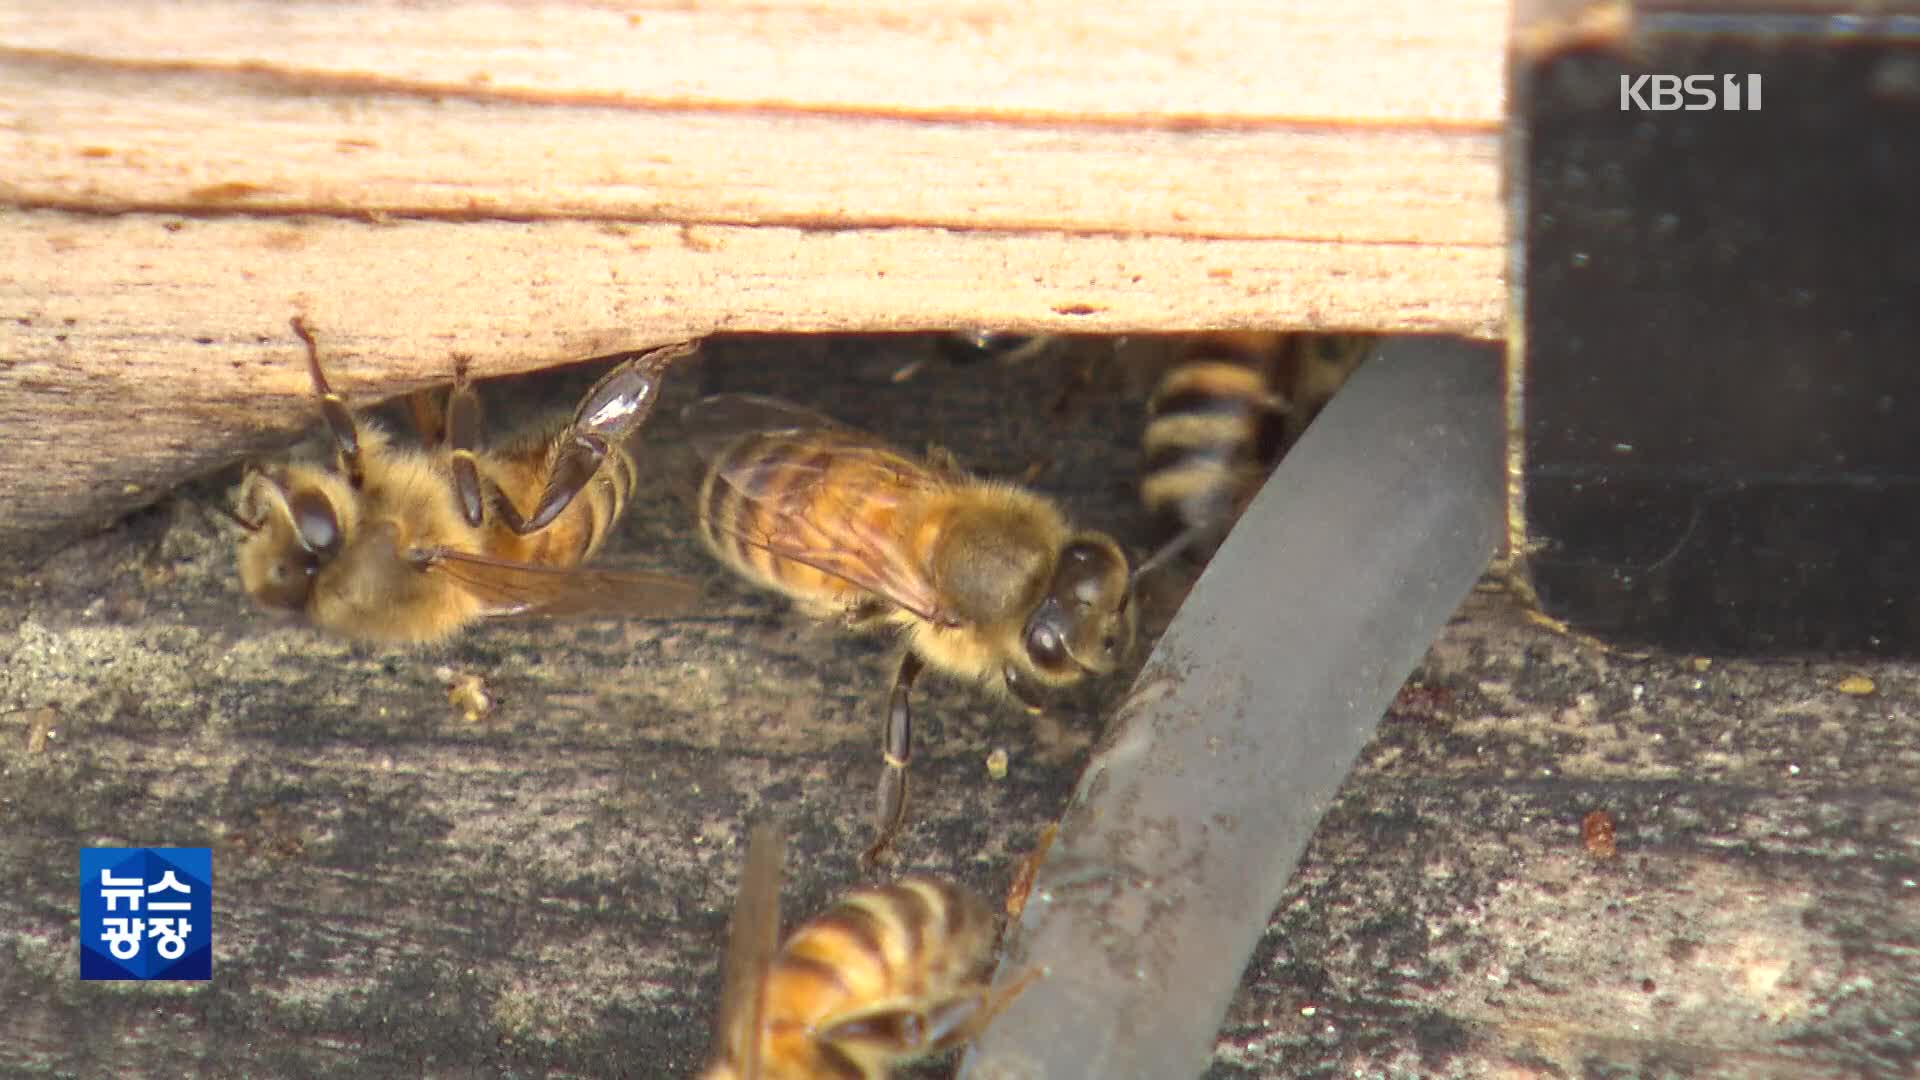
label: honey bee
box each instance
[1140,332,1372,540]
[702,824,1033,1080]
[889,332,1062,385]
[224,317,701,643]
[939,330,1059,367]
[684,394,1150,866]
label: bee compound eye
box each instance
[1024,619,1068,669]
[1058,540,1121,608]
[1073,578,1103,609]
[288,489,341,558]
[1063,541,1099,566]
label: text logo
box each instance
[80,847,212,980]
[1620,74,1763,111]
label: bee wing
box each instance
[659,394,842,523]
[678,393,853,462]
[716,453,956,626]
[682,395,958,626]
[712,824,785,1077]
[413,549,702,618]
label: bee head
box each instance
[232,467,347,613]
[1018,533,1137,683]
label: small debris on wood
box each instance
[22,707,57,754]
[437,666,494,721]
[1582,809,1618,860]
[1835,674,1876,696]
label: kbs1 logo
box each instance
[1620,74,1763,111]
[80,847,212,980]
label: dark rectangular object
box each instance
[1513,0,1920,654]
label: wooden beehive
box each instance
[0,0,1507,548]
[9,10,1919,1076]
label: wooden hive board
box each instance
[0,0,1507,549]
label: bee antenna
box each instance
[204,461,271,535]
[226,465,304,544]
[204,500,261,535]
[1130,526,1205,584]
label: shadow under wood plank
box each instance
[0,336,1913,1079]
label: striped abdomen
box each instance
[758,879,996,1078]
[698,430,939,617]
[1140,342,1289,534]
[480,429,640,568]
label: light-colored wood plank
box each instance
[0,0,1511,547]
[1,61,1500,244]
[1,0,1506,124]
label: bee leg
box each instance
[817,970,1042,1057]
[889,354,930,383]
[924,968,1045,1051]
[291,316,365,488]
[404,386,448,447]
[507,433,610,535]
[862,651,925,871]
[510,342,693,535]
[1047,337,1107,417]
[442,357,490,528]
[1004,823,1059,920]
[843,597,890,631]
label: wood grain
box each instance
[0,0,1510,549]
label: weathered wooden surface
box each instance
[0,338,1914,1078]
[0,0,1508,546]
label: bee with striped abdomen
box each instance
[226,317,701,643]
[1140,332,1372,540]
[683,394,1141,866]
[701,824,1032,1079]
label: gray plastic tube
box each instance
[959,337,1505,1080]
